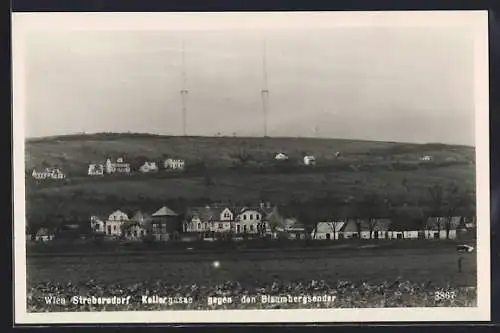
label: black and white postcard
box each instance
[12,11,490,324]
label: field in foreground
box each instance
[26,243,477,311]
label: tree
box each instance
[442,185,475,239]
[428,184,444,236]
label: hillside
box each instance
[24,133,476,230]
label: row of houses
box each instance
[89,203,274,241]
[88,157,186,176]
[31,152,314,181]
[31,168,66,180]
[84,203,475,242]
[28,201,476,243]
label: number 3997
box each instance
[434,291,456,301]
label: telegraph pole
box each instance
[261,40,269,137]
[180,41,189,136]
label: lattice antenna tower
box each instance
[180,40,189,136]
[261,39,269,137]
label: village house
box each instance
[359,219,392,239]
[164,158,185,171]
[420,156,433,161]
[32,168,66,180]
[311,221,345,240]
[274,153,288,161]
[464,216,476,229]
[303,155,316,166]
[123,211,151,241]
[183,205,216,238]
[105,210,129,237]
[424,216,462,240]
[88,163,104,176]
[35,228,55,242]
[387,219,423,239]
[339,219,361,239]
[151,206,180,241]
[105,157,131,174]
[139,161,158,173]
[276,218,306,240]
[234,207,269,236]
[90,215,106,234]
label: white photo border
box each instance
[12,10,491,324]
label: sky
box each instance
[19,12,482,145]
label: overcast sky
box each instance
[20,13,480,145]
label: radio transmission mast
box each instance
[180,41,189,136]
[261,40,269,137]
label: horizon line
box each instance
[24,131,475,148]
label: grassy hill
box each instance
[24,133,476,230]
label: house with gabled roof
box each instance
[90,215,107,234]
[151,205,180,241]
[35,228,55,242]
[234,206,268,236]
[359,218,392,240]
[184,205,219,236]
[387,218,424,239]
[139,161,158,173]
[311,221,345,240]
[105,210,129,237]
[123,211,151,241]
[424,216,462,239]
[338,219,361,239]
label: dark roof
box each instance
[389,218,424,231]
[187,206,225,222]
[342,218,392,232]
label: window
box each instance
[134,230,138,237]
[236,224,240,233]
[244,215,247,220]
[219,223,223,229]
[107,226,111,234]
[250,214,253,220]
[250,225,254,232]
[256,215,260,220]
[113,225,117,231]
[244,225,247,232]
[326,233,331,240]
[198,223,201,229]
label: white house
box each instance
[105,210,129,237]
[276,218,306,240]
[420,156,433,161]
[88,164,104,176]
[164,158,185,171]
[90,215,106,233]
[303,155,316,166]
[235,208,267,235]
[387,219,423,239]
[122,211,151,241]
[139,161,158,173]
[35,228,55,242]
[105,158,131,174]
[184,207,213,233]
[424,216,462,239]
[32,168,66,180]
[274,153,288,161]
[311,221,345,240]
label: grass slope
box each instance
[25,133,476,228]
